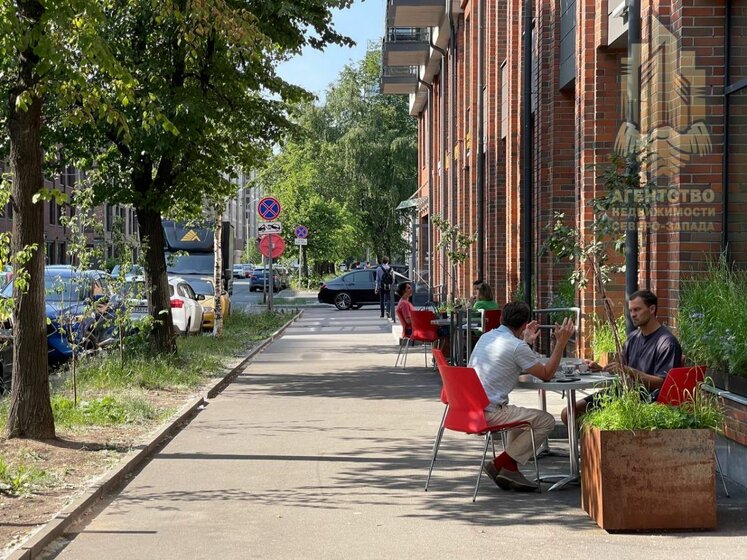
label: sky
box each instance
[276,0,386,101]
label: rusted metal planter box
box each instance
[581,427,716,531]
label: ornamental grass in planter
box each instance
[580,383,723,532]
[679,258,747,396]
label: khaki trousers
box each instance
[484,405,555,465]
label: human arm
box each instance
[524,318,577,381]
[374,267,382,293]
[607,338,681,390]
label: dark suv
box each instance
[249,268,281,292]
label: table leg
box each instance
[536,389,569,459]
[547,388,579,491]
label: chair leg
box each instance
[402,339,411,369]
[395,340,405,367]
[715,451,730,498]
[423,341,429,367]
[473,433,492,502]
[425,405,448,491]
[528,426,541,494]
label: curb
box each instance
[4,310,302,560]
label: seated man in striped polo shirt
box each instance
[468,301,576,492]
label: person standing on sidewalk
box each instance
[468,301,576,492]
[375,257,394,319]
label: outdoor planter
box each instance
[708,369,747,398]
[581,427,716,531]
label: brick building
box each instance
[382,0,747,489]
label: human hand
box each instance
[375,288,379,294]
[583,358,603,372]
[523,320,540,345]
[553,318,576,347]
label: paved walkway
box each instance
[43,308,746,559]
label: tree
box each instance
[0,0,130,438]
[257,50,417,270]
[80,0,353,354]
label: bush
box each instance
[679,257,747,377]
[583,380,723,431]
[591,315,626,363]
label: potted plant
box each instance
[591,315,626,367]
[580,383,722,531]
[679,257,747,397]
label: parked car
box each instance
[122,275,149,328]
[0,327,12,394]
[0,266,123,364]
[248,268,281,292]
[317,270,427,311]
[1,265,12,290]
[167,277,203,335]
[186,278,231,331]
[274,266,290,290]
[232,264,247,279]
[242,264,255,277]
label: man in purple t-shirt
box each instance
[562,289,682,425]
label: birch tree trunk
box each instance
[213,207,223,338]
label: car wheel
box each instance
[334,292,353,310]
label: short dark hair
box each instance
[501,301,531,329]
[381,256,389,264]
[473,279,484,287]
[629,289,658,314]
[396,281,411,297]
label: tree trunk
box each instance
[6,89,55,439]
[213,208,223,338]
[136,206,176,354]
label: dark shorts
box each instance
[437,325,450,337]
[404,327,412,337]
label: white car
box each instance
[168,277,203,335]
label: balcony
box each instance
[380,66,419,95]
[387,0,445,28]
[382,28,430,67]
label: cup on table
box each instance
[577,363,590,374]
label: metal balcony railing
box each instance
[386,27,430,43]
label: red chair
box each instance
[424,349,450,491]
[656,365,729,496]
[481,309,501,333]
[657,365,705,406]
[395,309,439,368]
[426,359,542,501]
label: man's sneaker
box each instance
[495,468,539,492]
[483,462,511,490]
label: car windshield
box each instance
[112,264,143,278]
[166,254,214,275]
[189,279,214,295]
[44,275,88,302]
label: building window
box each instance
[106,205,113,232]
[46,242,55,265]
[58,242,67,264]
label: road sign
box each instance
[294,238,308,246]
[258,222,282,236]
[258,197,281,221]
[258,234,285,259]
[294,225,308,239]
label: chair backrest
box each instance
[658,365,706,406]
[437,362,490,434]
[433,348,449,404]
[410,309,438,342]
[481,309,501,333]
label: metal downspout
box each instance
[625,0,641,333]
[476,0,485,281]
[521,0,533,308]
[448,2,457,300]
[723,0,731,257]
[440,31,448,303]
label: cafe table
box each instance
[430,309,482,366]
[516,370,616,490]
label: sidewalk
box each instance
[42,308,745,559]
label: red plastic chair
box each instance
[424,349,451,491]
[395,309,439,368]
[481,309,502,333]
[656,365,728,496]
[657,365,705,406]
[426,359,542,501]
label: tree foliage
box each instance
[256,50,417,269]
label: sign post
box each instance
[294,226,308,287]
[258,197,282,311]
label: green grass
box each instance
[0,310,290,431]
[591,315,626,363]
[74,310,289,391]
[0,455,51,496]
[583,381,723,431]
